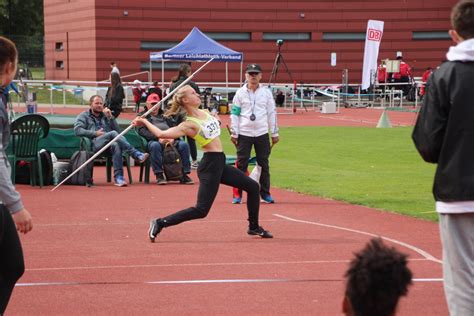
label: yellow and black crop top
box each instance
[186,110,221,148]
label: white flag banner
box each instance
[361,20,384,90]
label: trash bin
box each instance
[219,103,228,114]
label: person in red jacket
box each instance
[392,56,412,96]
[132,80,148,113]
[420,67,433,99]
[377,63,388,83]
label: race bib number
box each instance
[202,119,221,139]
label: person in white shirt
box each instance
[110,61,120,76]
[230,64,279,204]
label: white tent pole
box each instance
[161,59,165,91]
[149,60,152,82]
[240,60,243,86]
[226,62,229,105]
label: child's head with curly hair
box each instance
[343,238,413,316]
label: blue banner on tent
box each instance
[150,27,243,62]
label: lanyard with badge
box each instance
[248,91,256,121]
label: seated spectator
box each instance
[391,56,413,96]
[147,81,163,99]
[169,64,200,169]
[136,93,193,185]
[377,63,389,84]
[132,80,148,113]
[343,238,413,316]
[74,95,149,187]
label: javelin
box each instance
[51,58,215,191]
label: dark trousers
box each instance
[0,205,25,314]
[187,136,197,161]
[392,77,411,96]
[236,134,271,198]
[161,152,261,229]
[109,106,122,118]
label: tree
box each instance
[0,0,44,36]
[0,0,44,66]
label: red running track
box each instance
[8,106,447,315]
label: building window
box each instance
[205,32,251,41]
[263,32,311,41]
[55,61,64,69]
[55,42,63,51]
[412,31,450,40]
[141,42,179,50]
[322,33,365,41]
[141,62,181,71]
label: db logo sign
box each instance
[367,29,382,41]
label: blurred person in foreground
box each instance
[412,1,474,315]
[343,238,412,316]
[0,35,33,314]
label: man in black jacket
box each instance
[412,1,474,314]
[137,93,193,185]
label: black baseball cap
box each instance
[246,64,262,73]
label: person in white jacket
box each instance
[230,64,279,204]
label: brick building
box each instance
[44,0,456,84]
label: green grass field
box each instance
[222,126,438,221]
[30,67,45,80]
[33,87,82,105]
[15,68,84,105]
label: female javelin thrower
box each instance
[133,85,273,241]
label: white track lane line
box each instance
[318,115,411,127]
[16,277,442,287]
[26,258,431,272]
[25,260,351,272]
[274,214,442,264]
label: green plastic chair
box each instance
[9,114,50,187]
[80,136,133,184]
[125,129,150,183]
